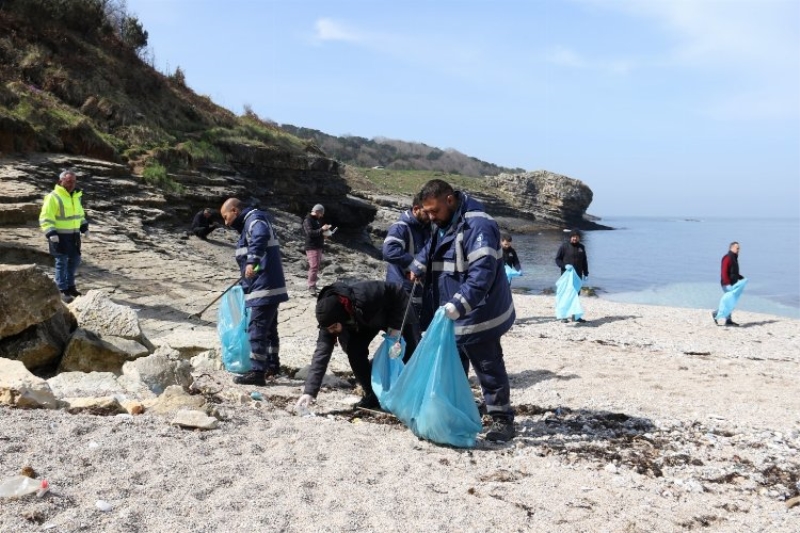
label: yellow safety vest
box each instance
[39,185,86,235]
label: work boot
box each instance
[725,319,739,327]
[233,371,267,386]
[354,392,380,410]
[67,286,81,297]
[308,286,318,297]
[60,291,74,304]
[484,418,516,442]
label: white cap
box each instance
[311,204,325,214]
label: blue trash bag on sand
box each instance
[555,265,584,320]
[715,278,748,320]
[505,264,522,285]
[371,334,406,409]
[218,285,252,373]
[383,308,482,448]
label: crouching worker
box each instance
[295,280,419,411]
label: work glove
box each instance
[444,302,460,320]
[82,230,89,240]
[583,276,588,284]
[48,235,59,243]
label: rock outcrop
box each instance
[487,171,609,230]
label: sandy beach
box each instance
[2,289,798,533]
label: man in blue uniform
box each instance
[382,193,431,340]
[220,198,289,386]
[409,179,517,442]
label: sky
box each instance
[125,0,800,218]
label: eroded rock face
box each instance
[488,171,599,228]
[0,306,76,371]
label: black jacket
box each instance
[303,281,414,397]
[303,214,325,251]
[503,246,521,271]
[555,241,589,278]
[720,251,742,286]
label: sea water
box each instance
[508,217,800,319]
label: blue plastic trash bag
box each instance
[371,334,406,409]
[555,265,584,320]
[505,264,522,284]
[383,308,482,448]
[218,285,252,373]
[715,277,748,320]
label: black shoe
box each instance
[485,418,516,442]
[264,366,280,379]
[725,319,739,327]
[60,291,75,304]
[354,393,380,410]
[233,371,267,386]
[574,317,587,323]
[67,286,81,297]
[561,318,569,323]
[475,399,487,416]
[711,311,719,325]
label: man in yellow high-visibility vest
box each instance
[39,170,89,303]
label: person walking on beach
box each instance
[501,233,522,272]
[382,193,431,335]
[220,198,289,385]
[555,229,589,323]
[39,170,89,303]
[294,280,418,411]
[713,241,746,327]
[303,204,331,297]
[408,179,517,442]
[191,208,221,240]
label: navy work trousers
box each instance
[247,303,280,372]
[458,338,514,421]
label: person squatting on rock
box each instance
[191,208,221,240]
[39,170,89,303]
[382,192,432,341]
[220,198,289,386]
[713,241,745,327]
[555,229,589,323]
[295,280,420,411]
[302,204,331,297]
[408,179,517,443]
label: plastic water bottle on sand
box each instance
[0,476,49,499]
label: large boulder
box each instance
[0,306,76,371]
[58,328,142,374]
[0,264,63,339]
[118,353,193,397]
[68,290,153,350]
[47,371,126,400]
[0,358,58,409]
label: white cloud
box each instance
[544,45,635,75]
[314,18,363,43]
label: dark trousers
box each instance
[248,303,280,372]
[193,226,215,239]
[458,338,514,421]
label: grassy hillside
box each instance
[281,125,524,178]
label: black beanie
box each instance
[316,294,350,327]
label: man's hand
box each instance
[322,224,331,231]
[444,303,460,320]
[245,264,256,279]
[389,341,403,359]
[296,394,314,409]
[81,230,89,240]
[48,235,59,243]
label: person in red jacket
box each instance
[713,241,745,326]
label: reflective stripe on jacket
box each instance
[382,209,430,303]
[410,192,515,345]
[232,207,289,308]
[39,185,87,236]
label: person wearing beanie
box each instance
[295,280,419,411]
[555,229,590,323]
[302,204,331,296]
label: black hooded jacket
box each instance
[303,281,414,397]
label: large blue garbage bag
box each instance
[715,278,748,320]
[505,264,522,285]
[555,265,584,320]
[218,285,252,373]
[371,334,406,409]
[383,308,482,448]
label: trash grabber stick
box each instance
[189,277,243,319]
[396,279,418,338]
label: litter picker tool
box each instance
[189,276,243,319]
[395,279,418,339]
